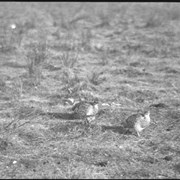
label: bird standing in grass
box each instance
[71,97,99,126]
[122,110,151,137]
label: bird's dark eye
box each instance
[141,113,145,117]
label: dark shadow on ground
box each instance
[2,62,27,68]
[44,64,62,71]
[101,125,132,135]
[45,112,80,120]
[50,121,85,133]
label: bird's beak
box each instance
[151,121,157,125]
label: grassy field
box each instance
[0,2,180,179]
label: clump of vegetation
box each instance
[24,30,48,86]
[61,69,80,93]
[60,51,79,88]
[59,3,87,30]
[60,51,78,69]
[99,50,109,66]
[166,5,180,21]
[9,20,35,48]
[10,77,24,100]
[80,27,92,51]
[59,51,82,98]
[0,21,17,52]
[137,4,168,28]
[87,70,105,86]
[96,9,110,27]
[144,13,165,28]
[0,100,41,142]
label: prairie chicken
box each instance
[72,97,99,125]
[122,110,151,137]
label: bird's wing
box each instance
[71,102,81,111]
[123,114,138,128]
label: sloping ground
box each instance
[0,2,180,179]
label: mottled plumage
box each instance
[122,110,151,137]
[72,98,99,125]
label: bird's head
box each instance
[94,97,99,104]
[89,97,99,106]
[137,109,150,118]
[143,110,150,118]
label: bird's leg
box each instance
[84,118,90,130]
[124,128,130,135]
[136,131,140,137]
[87,116,94,129]
[84,118,90,126]
[82,118,90,136]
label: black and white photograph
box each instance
[0,2,179,179]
